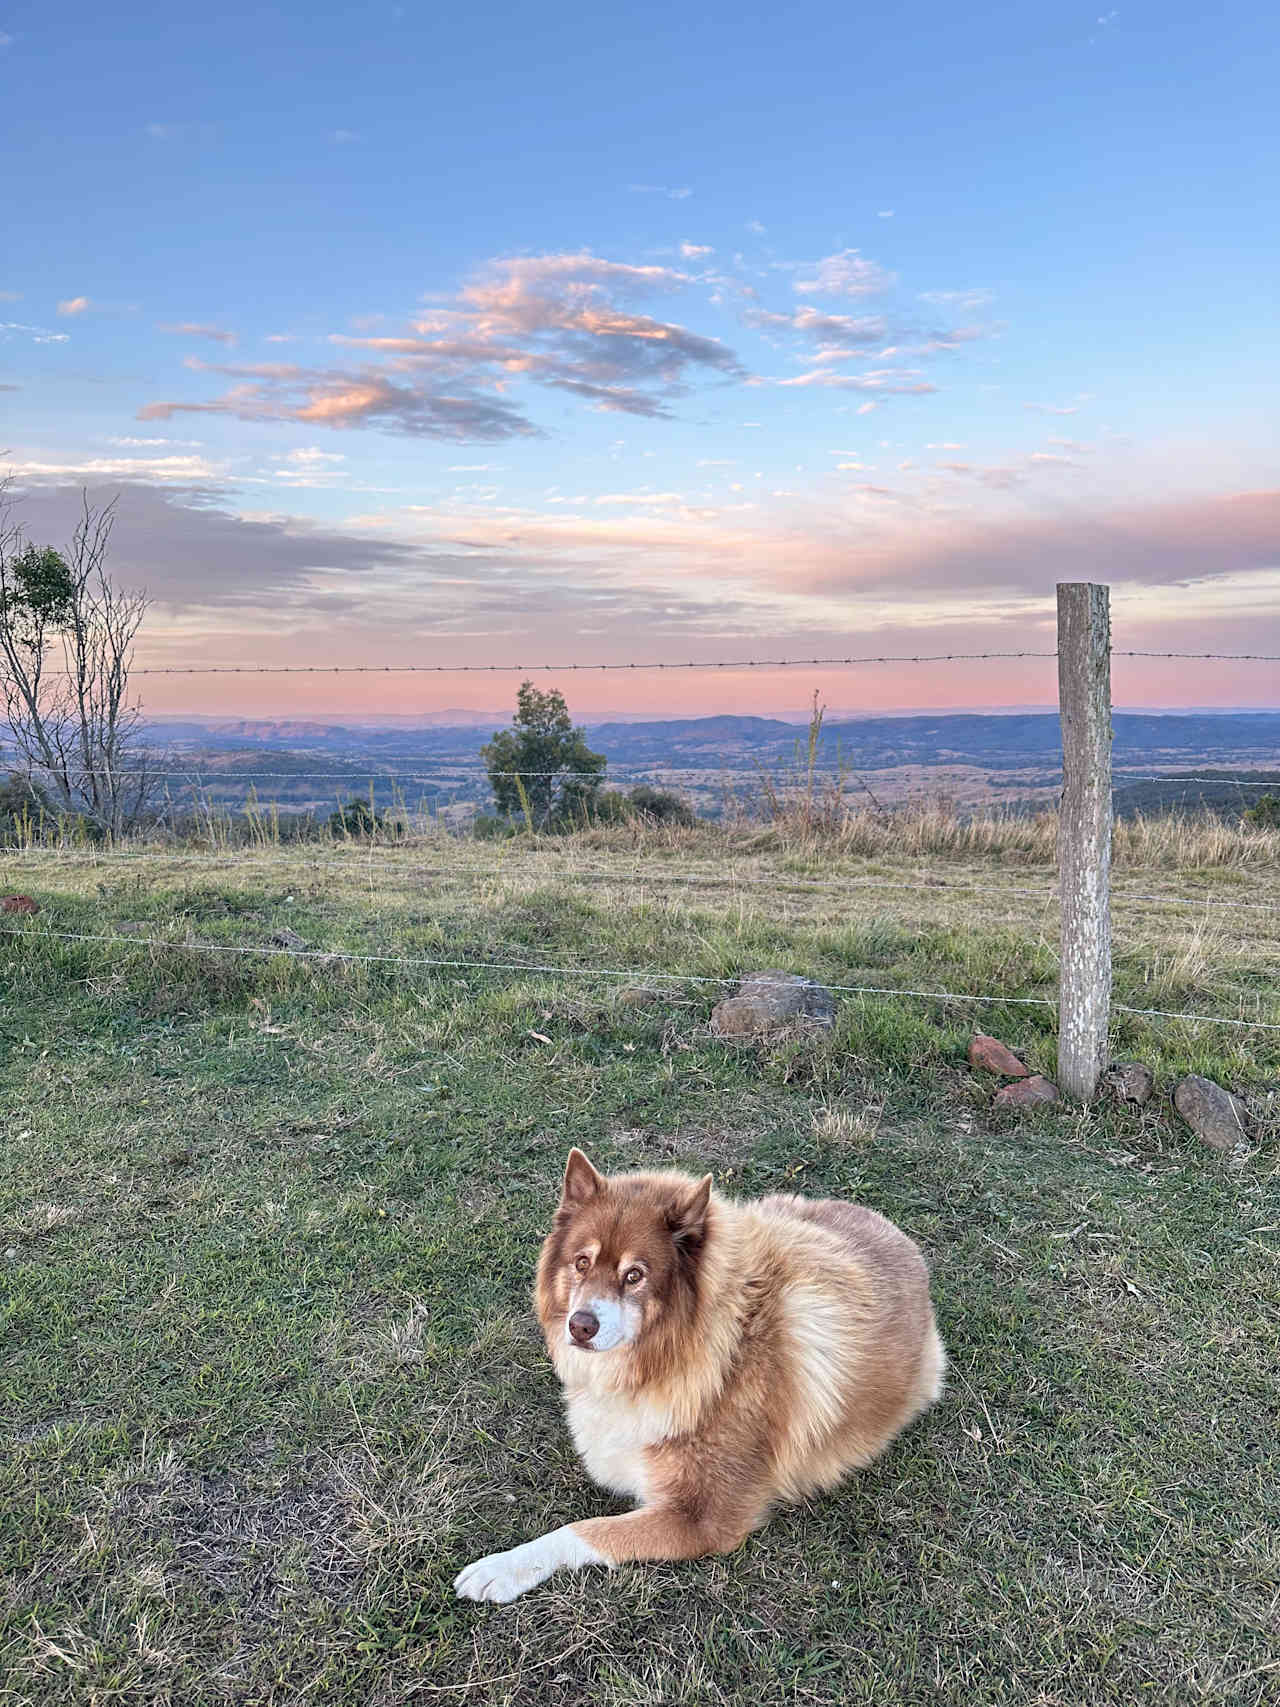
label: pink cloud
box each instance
[141,250,746,436]
[159,322,237,345]
[783,489,1280,598]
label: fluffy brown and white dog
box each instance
[454,1148,945,1603]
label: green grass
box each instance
[1,837,1278,1705]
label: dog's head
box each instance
[535,1149,713,1358]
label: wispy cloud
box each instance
[267,446,351,486]
[141,369,540,440]
[1024,400,1081,415]
[777,367,937,394]
[679,242,714,259]
[142,250,747,438]
[935,460,1025,490]
[627,183,692,199]
[0,290,20,303]
[919,289,993,310]
[158,321,237,345]
[330,128,361,144]
[794,249,895,298]
[107,435,205,448]
[4,453,224,483]
[1,320,69,345]
[746,305,888,348]
[57,296,90,317]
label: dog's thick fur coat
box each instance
[454,1150,944,1602]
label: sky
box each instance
[2,0,1278,720]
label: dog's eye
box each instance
[573,1255,590,1274]
[623,1267,644,1287]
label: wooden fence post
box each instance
[1057,582,1113,1099]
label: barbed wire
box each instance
[40,650,1280,678]
[34,648,1280,680]
[1113,651,1280,661]
[4,922,1277,1032]
[70,650,1062,678]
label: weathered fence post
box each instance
[1056,582,1113,1099]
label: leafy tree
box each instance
[1244,793,1280,829]
[481,682,606,830]
[0,484,156,838]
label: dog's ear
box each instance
[666,1173,713,1244]
[562,1148,606,1207]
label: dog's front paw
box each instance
[454,1526,605,1604]
[453,1541,554,1603]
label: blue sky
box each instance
[2,0,1278,715]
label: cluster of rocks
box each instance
[697,972,1254,1157]
[967,1033,1061,1109]
[970,1030,1251,1152]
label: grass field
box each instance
[1,822,1278,1705]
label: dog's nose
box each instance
[568,1309,599,1346]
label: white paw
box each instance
[453,1526,604,1604]
[453,1541,555,1603]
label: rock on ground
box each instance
[269,927,308,952]
[1103,1062,1156,1105]
[968,1033,1030,1077]
[711,970,834,1039]
[1173,1075,1250,1153]
[993,1075,1060,1109]
[1,895,40,915]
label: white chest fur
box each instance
[564,1377,675,1504]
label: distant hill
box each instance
[122,709,1280,819]
[1111,771,1280,821]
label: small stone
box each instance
[1173,1075,1250,1153]
[994,1075,1060,1109]
[269,927,307,952]
[1103,1062,1155,1106]
[969,1033,1031,1077]
[615,985,664,1009]
[711,970,834,1039]
[1,895,40,915]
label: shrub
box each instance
[625,784,696,826]
[329,797,404,839]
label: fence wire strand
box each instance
[4,923,1278,1033]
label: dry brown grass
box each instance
[564,798,1280,868]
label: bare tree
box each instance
[0,483,156,839]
